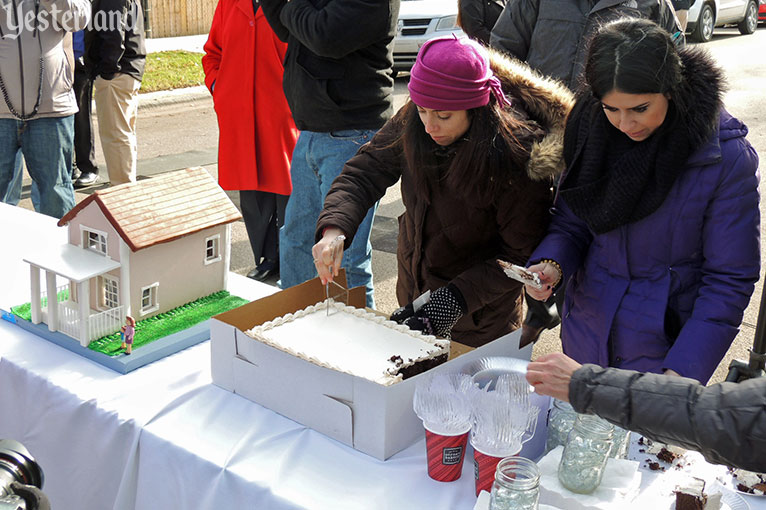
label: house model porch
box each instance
[22,167,242,349]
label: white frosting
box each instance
[245,301,450,386]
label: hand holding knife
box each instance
[311,229,347,313]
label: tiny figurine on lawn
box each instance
[120,316,136,355]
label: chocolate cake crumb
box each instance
[388,355,403,367]
[657,447,678,463]
[648,461,662,471]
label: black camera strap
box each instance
[0,0,45,120]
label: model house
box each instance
[22,167,242,347]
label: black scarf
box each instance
[558,98,691,235]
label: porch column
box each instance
[30,265,41,324]
[45,271,58,332]
[78,280,90,347]
[119,239,131,317]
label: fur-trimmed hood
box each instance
[673,47,726,152]
[489,49,575,181]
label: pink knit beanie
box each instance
[408,35,511,111]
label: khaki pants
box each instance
[94,73,141,185]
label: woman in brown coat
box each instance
[313,36,572,347]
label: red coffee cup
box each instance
[424,426,470,482]
[473,445,519,496]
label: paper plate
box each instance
[724,469,766,498]
[461,356,530,390]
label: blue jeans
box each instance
[0,116,75,219]
[3,151,41,210]
[279,130,378,307]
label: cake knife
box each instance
[326,235,346,316]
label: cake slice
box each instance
[674,477,722,510]
[245,301,450,386]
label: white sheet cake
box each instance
[245,300,450,385]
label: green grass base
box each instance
[89,290,248,356]
[12,290,248,357]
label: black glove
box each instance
[390,302,416,324]
[397,285,466,339]
[10,482,51,510]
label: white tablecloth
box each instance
[1,202,765,510]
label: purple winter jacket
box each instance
[531,109,760,383]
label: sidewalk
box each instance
[145,34,208,54]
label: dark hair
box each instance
[398,95,534,203]
[584,18,683,100]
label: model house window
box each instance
[83,228,107,256]
[100,275,119,309]
[205,234,221,264]
[140,283,159,314]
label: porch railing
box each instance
[58,303,81,339]
[89,305,125,341]
[40,284,70,310]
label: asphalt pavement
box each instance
[12,30,766,384]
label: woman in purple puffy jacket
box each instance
[524,19,760,384]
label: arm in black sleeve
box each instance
[260,0,290,41]
[93,0,129,76]
[459,0,492,44]
[569,364,766,472]
[278,0,396,58]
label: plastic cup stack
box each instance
[470,373,539,496]
[413,372,474,482]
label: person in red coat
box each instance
[203,0,298,281]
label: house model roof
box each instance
[58,167,243,251]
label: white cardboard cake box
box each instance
[210,273,532,461]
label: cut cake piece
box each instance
[245,300,450,386]
[674,477,722,510]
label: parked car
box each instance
[686,0,760,42]
[392,0,465,76]
[759,0,766,23]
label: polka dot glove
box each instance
[402,285,466,339]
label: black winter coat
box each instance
[85,0,146,81]
[260,0,399,132]
[489,0,680,89]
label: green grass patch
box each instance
[141,50,206,93]
[88,290,249,356]
[11,288,70,321]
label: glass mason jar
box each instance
[557,414,614,494]
[608,425,631,459]
[489,456,540,510]
[546,399,577,453]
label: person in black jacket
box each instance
[85,0,146,186]
[260,0,400,308]
[458,0,507,45]
[526,352,766,472]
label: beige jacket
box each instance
[0,0,90,119]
